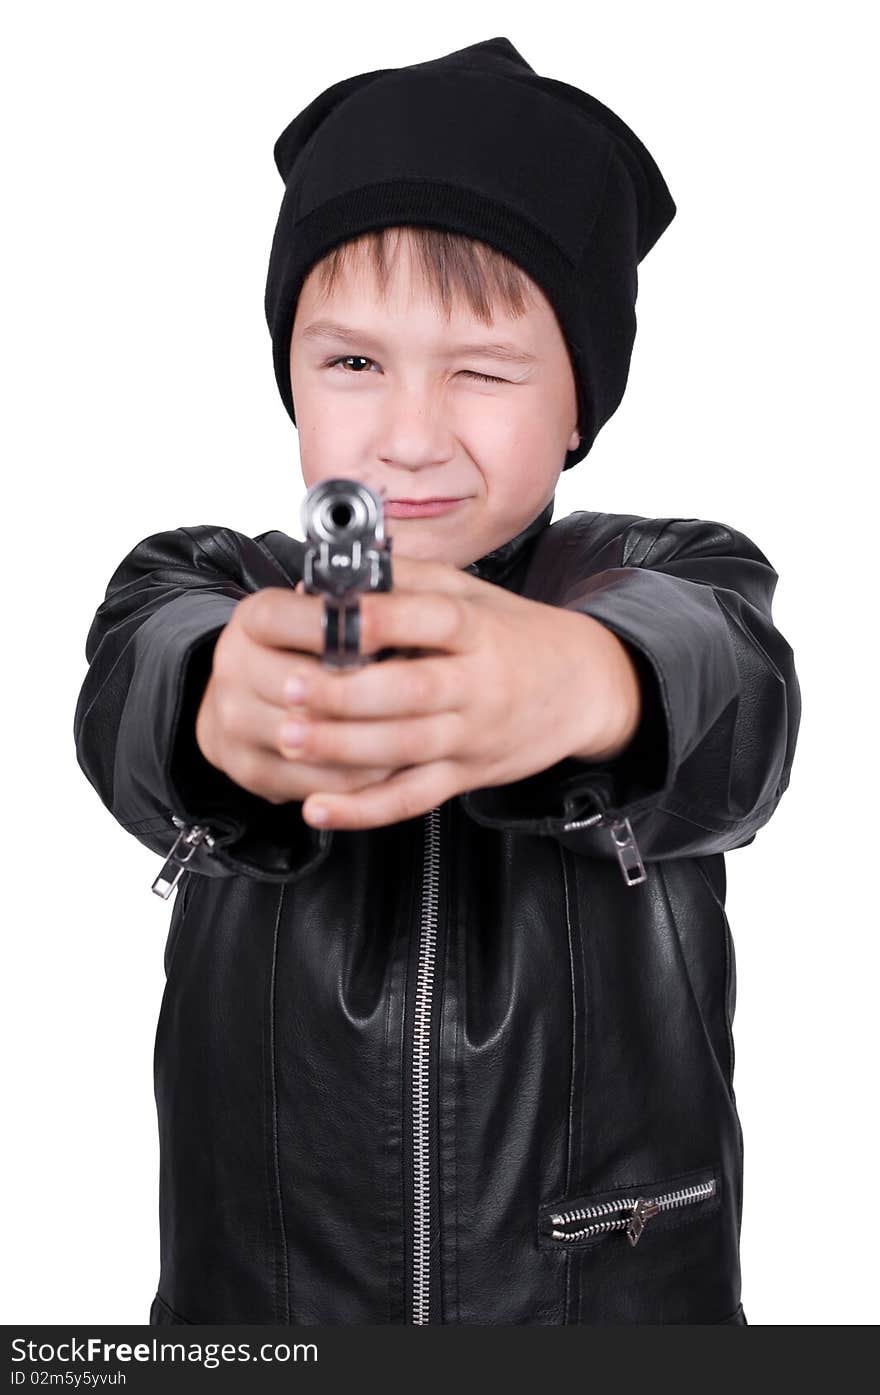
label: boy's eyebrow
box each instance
[299,319,539,364]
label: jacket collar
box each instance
[272,494,556,590]
[464,496,556,585]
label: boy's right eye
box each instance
[325,355,375,374]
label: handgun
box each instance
[299,478,395,668]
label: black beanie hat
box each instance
[264,36,676,470]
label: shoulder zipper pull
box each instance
[151,819,216,900]
[626,1196,661,1246]
[562,809,646,887]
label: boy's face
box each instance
[289,232,580,568]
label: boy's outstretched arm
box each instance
[73,525,334,884]
[460,514,802,865]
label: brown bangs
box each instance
[308,225,537,325]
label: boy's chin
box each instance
[386,531,467,567]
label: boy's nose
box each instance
[376,393,456,467]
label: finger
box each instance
[203,667,356,772]
[301,654,466,720]
[241,582,475,658]
[217,631,327,710]
[238,627,465,717]
[204,684,364,788]
[238,585,326,655]
[302,760,460,831]
[279,709,462,767]
[356,590,477,657]
[202,705,397,799]
[205,676,307,756]
[266,754,399,800]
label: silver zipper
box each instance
[562,810,646,886]
[412,805,441,1324]
[151,816,216,899]
[549,1176,716,1247]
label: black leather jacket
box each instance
[73,497,800,1326]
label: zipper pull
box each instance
[562,808,646,887]
[151,818,216,900]
[607,816,646,887]
[626,1196,661,1246]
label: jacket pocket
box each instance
[538,1164,720,1250]
[162,873,193,979]
[150,1291,194,1325]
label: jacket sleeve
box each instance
[73,524,333,887]
[459,516,801,876]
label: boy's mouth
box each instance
[385,498,468,518]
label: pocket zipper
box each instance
[151,816,216,899]
[545,1174,717,1248]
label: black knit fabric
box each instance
[264,36,676,469]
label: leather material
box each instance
[74,503,799,1324]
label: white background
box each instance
[2,0,876,1326]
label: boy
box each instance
[73,37,800,1325]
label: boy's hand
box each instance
[193,590,398,807]
[268,555,642,831]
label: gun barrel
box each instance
[300,478,393,667]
